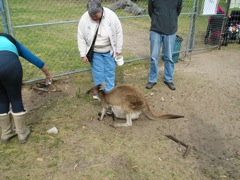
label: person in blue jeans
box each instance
[0,33,52,144]
[77,0,123,93]
[146,0,182,90]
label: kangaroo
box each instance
[86,83,184,127]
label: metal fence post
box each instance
[225,0,231,16]
[4,0,14,36]
[187,0,198,55]
[218,0,231,49]
[0,0,9,33]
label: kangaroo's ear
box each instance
[97,84,102,90]
[99,82,106,90]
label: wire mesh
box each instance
[0,0,239,82]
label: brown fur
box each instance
[86,83,184,127]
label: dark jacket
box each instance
[148,0,182,35]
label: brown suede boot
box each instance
[0,113,17,143]
[12,111,31,144]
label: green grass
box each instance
[0,0,233,81]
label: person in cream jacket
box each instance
[78,0,123,92]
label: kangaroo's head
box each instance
[86,83,105,96]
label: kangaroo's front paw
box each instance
[97,117,104,121]
[98,112,106,117]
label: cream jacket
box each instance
[77,7,123,58]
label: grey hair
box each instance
[87,0,103,16]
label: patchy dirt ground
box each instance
[0,44,240,179]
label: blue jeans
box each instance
[148,31,176,83]
[91,52,116,92]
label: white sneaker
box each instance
[93,96,100,101]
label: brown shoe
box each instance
[146,82,156,89]
[164,81,176,90]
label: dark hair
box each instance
[87,0,103,16]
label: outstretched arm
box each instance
[41,65,52,85]
[15,40,44,68]
[15,40,52,84]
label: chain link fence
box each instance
[1,0,239,82]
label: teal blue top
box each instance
[0,34,45,68]
[0,36,19,55]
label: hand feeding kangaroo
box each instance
[86,83,184,127]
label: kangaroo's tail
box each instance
[143,103,184,120]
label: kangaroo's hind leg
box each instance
[113,113,133,127]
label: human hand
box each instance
[82,57,89,63]
[41,65,52,85]
[115,52,121,57]
[45,76,53,85]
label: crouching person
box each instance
[0,33,52,144]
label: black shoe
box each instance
[164,81,176,90]
[146,82,156,89]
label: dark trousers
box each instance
[0,51,24,113]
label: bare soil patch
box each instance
[0,45,240,179]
